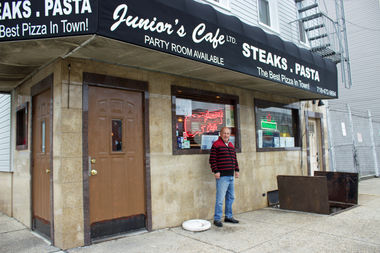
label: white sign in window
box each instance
[176,98,192,116]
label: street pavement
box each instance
[2,178,380,253]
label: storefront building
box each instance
[0,0,337,249]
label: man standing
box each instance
[209,127,240,227]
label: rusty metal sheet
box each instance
[277,175,330,215]
[314,171,358,205]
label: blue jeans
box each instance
[214,176,235,221]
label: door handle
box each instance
[89,156,98,176]
[46,169,50,174]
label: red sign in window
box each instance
[184,110,224,138]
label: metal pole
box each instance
[339,0,352,89]
[335,0,352,89]
[347,104,359,174]
[326,102,336,172]
[368,110,379,177]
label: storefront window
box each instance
[255,99,300,150]
[172,86,240,155]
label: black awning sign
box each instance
[0,0,338,98]
[110,5,226,51]
[0,0,97,39]
[110,4,177,35]
[98,0,336,97]
[191,23,226,49]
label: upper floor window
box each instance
[259,0,271,26]
[257,0,279,32]
[298,20,307,44]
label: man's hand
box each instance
[214,172,221,179]
[235,172,239,178]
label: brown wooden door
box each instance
[32,88,51,238]
[88,86,146,238]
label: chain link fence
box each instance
[327,103,380,178]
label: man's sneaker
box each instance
[224,217,239,223]
[213,220,223,227]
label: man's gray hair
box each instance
[220,126,231,133]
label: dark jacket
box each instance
[209,137,239,177]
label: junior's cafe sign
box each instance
[0,0,337,97]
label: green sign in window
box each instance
[261,120,277,130]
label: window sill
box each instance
[258,22,280,35]
[0,170,13,173]
[16,144,28,151]
[199,0,231,12]
[173,147,241,155]
[257,147,301,152]
[299,40,310,48]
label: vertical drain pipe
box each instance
[326,101,336,172]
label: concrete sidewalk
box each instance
[2,178,380,253]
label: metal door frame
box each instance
[30,74,54,243]
[82,73,151,245]
[305,111,326,176]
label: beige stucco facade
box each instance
[2,57,329,249]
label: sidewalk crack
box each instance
[170,228,237,253]
[0,228,28,235]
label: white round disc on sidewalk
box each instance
[182,219,211,232]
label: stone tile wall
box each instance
[8,57,329,249]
